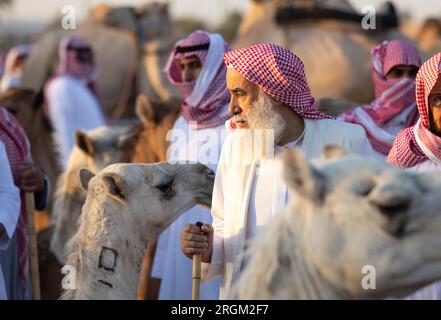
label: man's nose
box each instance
[228,98,243,115]
[182,68,194,82]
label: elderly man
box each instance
[180,43,375,299]
[388,52,441,299]
[150,30,230,299]
[0,141,20,300]
[44,36,105,169]
[338,40,421,157]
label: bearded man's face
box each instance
[226,67,286,139]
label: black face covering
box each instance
[67,45,94,64]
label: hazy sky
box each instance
[1,0,441,30]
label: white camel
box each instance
[233,146,441,299]
[50,126,138,263]
[62,162,214,300]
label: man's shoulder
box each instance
[47,75,78,93]
[311,118,367,141]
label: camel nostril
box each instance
[369,196,410,238]
[374,199,410,218]
[206,169,215,180]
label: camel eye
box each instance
[156,179,174,197]
[354,179,375,197]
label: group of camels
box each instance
[2,0,441,299]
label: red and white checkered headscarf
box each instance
[387,52,441,167]
[0,107,31,297]
[339,40,421,155]
[223,43,332,120]
[165,30,231,129]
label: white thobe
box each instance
[203,118,374,299]
[151,116,225,299]
[0,141,21,300]
[404,159,441,300]
[46,75,105,169]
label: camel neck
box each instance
[280,204,350,299]
[65,202,154,299]
[236,203,350,299]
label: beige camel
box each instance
[234,0,414,104]
[21,2,181,119]
[62,162,214,299]
[50,126,138,264]
[234,146,441,299]
[402,18,441,59]
[37,125,138,300]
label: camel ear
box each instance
[135,94,156,125]
[282,148,325,203]
[102,173,128,201]
[323,145,347,160]
[79,168,95,191]
[75,131,95,155]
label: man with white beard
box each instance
[180,43,375,299]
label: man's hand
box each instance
[19,161,45,193]
[180,223,213,263]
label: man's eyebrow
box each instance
[229,88,247,94]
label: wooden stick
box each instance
[192,253,201,300]
[25,193,41,300]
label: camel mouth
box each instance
[195,191,212,208]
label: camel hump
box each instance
[275,0,399,30]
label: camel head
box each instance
[282,146,441,299]
[62,162,213,299]
[132,94,181,163]
[416,18,441,55]
[79,162,214,241]
[88,2,174,43]
[72,126,138,173]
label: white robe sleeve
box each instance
[201,147,226,281]
[0,142,20,249]
[46,78,77,168]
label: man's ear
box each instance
[79,168,95,191]
[101,173,128,201]
[135,94,156,126]
[75,131,95,155]
[282,148,325,203]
